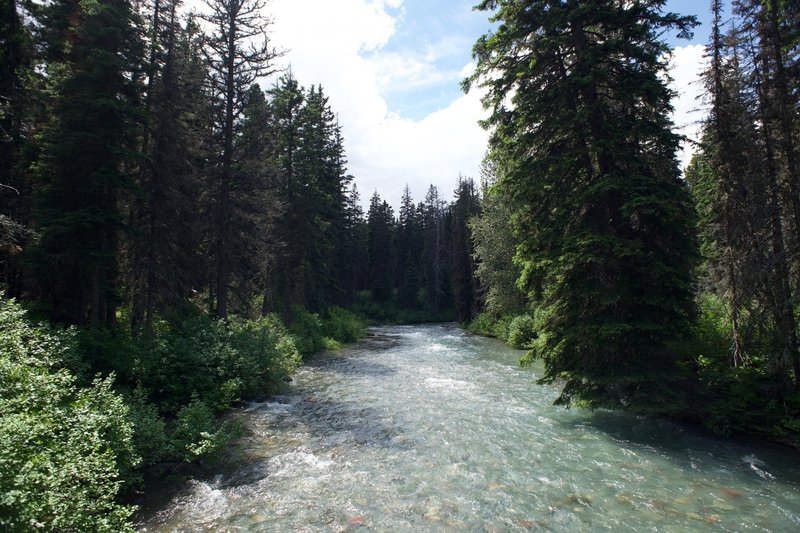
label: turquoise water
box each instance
[140,324,800,531]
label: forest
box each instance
[0,0,799,530]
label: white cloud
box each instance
[266,0,489,209]
[668,44,708,172]
[189,0,702,208]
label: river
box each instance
[140,324,800,531]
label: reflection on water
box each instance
[139,324,800,532]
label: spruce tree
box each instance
[0,0,36,297]
[421,184,449,315]
[128,7,209,335]
[396,185,423,309]
[201,0,278,318]
[451,177,481,323]
[466,0,699,408]
[32,0,143,326]
[367,191,395,304]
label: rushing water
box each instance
[140,324,800,531]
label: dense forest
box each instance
[1,0,799,530]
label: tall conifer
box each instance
[467,0,699,408]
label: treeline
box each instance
[1,0,358,325]
[0,0,372,529]
[464,0,800,445]
[357,178,482,323]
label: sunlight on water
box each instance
[139,324,800,532]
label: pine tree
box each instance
[339,183,369,304]
[32,0,144,326]
[0,0,36,297]
[234,84,285,317]
[201,0,278,318]
[466,0,699,408]
[396,185,423,309]
[421,184,450,315]
[367,191,395,303]
[266,73,304,312]
[128,7,210,335]
[470,175,526,317]
[451,176,481,323]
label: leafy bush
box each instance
[133,314,300,414]
[322,307,366,343]
[467,312,521,343]
[288,307,325,355]
[507,314,537,349]
[125,389,168,468]
[466,312,496,337]
[0,296,137,532]
[171,396,242,462]
[228,314,302,396]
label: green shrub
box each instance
[125,388,168,469]
[288,307,325,355]
[466,312,496,337]
[228,314,301,396]
[507,314,537,349]
[171,396,241,462]
[0,296,137,532]
[492,314,516,341]
[322,307,366,343]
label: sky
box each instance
[226,0,717,210]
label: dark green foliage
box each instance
[0,0,36,299]
[288,307,326,355]
[367,192,396,303]
[134,314,301,415]
[289,306,367,354]
[0,296,137,532]
[322,307,366,344]
[125,389,168,467]
[267,77,354,313]
[420,185,451,315]
[31,0,143,327]
[171,396,243,463]
[675,295,800,445]
[507,314,536,350]
[451,177,481,323]
[128,11,209,335]
[470,179,526,318]
[467,0,699,408]
[396,185,423,309]
[201,0,278,319]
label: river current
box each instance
[140,324,800,531]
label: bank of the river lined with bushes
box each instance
[0,295,365,531]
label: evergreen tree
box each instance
[451,176,481,323]
[201,0,278,318]
[470,177,526,317]
[128,8,209,335]
[339,183,369,303]
[466,0,699,408]
[266,72,304,312]
[31,0,144,326]
[231,84,283,315]
[421,184,450,315]
[0,0,36,297]
[367,191,395,303]
[396,185,423,309]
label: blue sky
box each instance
[378,0,717,121]
[259,0,713,209]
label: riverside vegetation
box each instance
[2,0,800,530]
[0,295,365,531]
